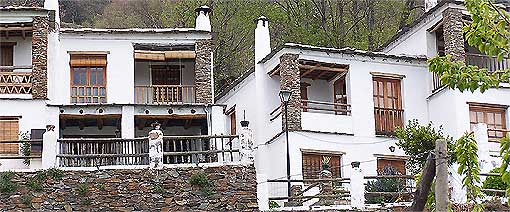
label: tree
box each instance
[395,119,455,175]
[428,0,510,93]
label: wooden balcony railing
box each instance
[0,71,32,95]
[487,128,509,142]
[135,85,196,104]
[71,85,107,103]
[374,107,404,135]
[301,99,351,115]
[466,53,510,72]
[56,135,240,167]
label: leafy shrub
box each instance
[22,194,33,206]
[269,200,280,209]
[47,168,64,181]
[365,166,406,204]
[395,120,456,175]
[76,183,89,196]
[482,168,506,197]
[189,172,213,196]
[0,172,17,194]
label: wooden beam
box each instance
[60,114,121,119]
[299,64,347,72]
[312,71,328,80]
[410,153,436,211]
[135,114,207,119]
[0,26,33,31]
[327,71,348,83]
[268,65,280,76]
[300,66,318,78]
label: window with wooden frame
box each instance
[300,82,310,112]
[373,76,404,135]
[230,111,236,135]
[469,103,507,141]
[70,54,107,103]
[377,158,406,175]
[150,65,182,102]
[0,117,19,155]
[0,42,14,67]
[302,152,341,179]
[333,75,348,115]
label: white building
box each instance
[0,2,233,170]
[216,0,510,209]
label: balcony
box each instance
[466,53,510,72]
[134,85,196,104]
[0,70,32,95]
[374,107,404,136]
[301,99,353,134]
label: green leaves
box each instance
[455,132,484,210]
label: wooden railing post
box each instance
[148,122,164,169]
[350,161,365,210]
[42,125,57,169]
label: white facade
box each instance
[0,1,232,171]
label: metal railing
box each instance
[466,53,510,72]
[56,135,240,167]
[0,71,32,95]
[301,99,351,115]
[134,85,196,104]
[374,107,404,135]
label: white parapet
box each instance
[350,161,365,210]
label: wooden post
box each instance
[435,139,448,211]
[410,153,436,211]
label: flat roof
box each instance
[60,28,210,34]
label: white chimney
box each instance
[44,0,60,26]
[195,6,211,32]
[425,0,438,11]
[255,16,270,63]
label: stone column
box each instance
[315,170,334,206]
[32,16,49,99]
[279,53,301,131]
[443,8,465,61]
[42,125,57,169]
[350,161,365,210]
[239,120,254,164]
[195,40,213,104]
[148,122,164,169]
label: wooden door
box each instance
[151,65,182,102]
[300,82,310,112]
[333,76,347,115]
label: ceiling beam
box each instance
[299,64,347,73]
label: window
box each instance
[230,111,236,135]
[334,75,348,115]
[70,54,107,103]
[377,158,406,175]
[151,65,181,85]
[302,152,341,179]
[300,82,310,112]
[469,103,507,141]
[0,117,19,155]
[0,43,14,67]
[373,76,403,135]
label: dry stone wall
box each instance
[195,40,213,104]
[279,53,302,131]
[443,8,465,61]
[0,164,258,211]
[31,16,49,99]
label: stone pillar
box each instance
[239,120,254,164]
[350,161,365,210]
[285,185,303,207]
[443,8,465,61]
[32,16,49,99]
[279,53,301,131]
[148,122,164,169]
[195,40,213,104]
[42,125,57,169]
[314,170,334,206]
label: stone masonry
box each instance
[31,16,49,99]
[195,40,213,104]
[279,53,302,131]
[443,8,465,61]
[0,164,258,211]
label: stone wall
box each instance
[0,164,258,211]
[195,40,213,104]
[31,16,49,99]
[443,8,465,61]
[279,53,302,131]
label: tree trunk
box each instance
[410,153,436,211]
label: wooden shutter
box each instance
[302,152,341,179]
[70,55,107,66]
[377,158,406,175]
[0,44,14,67]
[373,77,404,135]
[0,118,19,154]
[230,111,236,135]
[469,103,507,140]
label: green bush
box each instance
[0,172,17,194]
[47,168,64,181]
[482,168,506,197]
[189,172,214,196]
[365,166,406,204]
[76,183,89,196]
